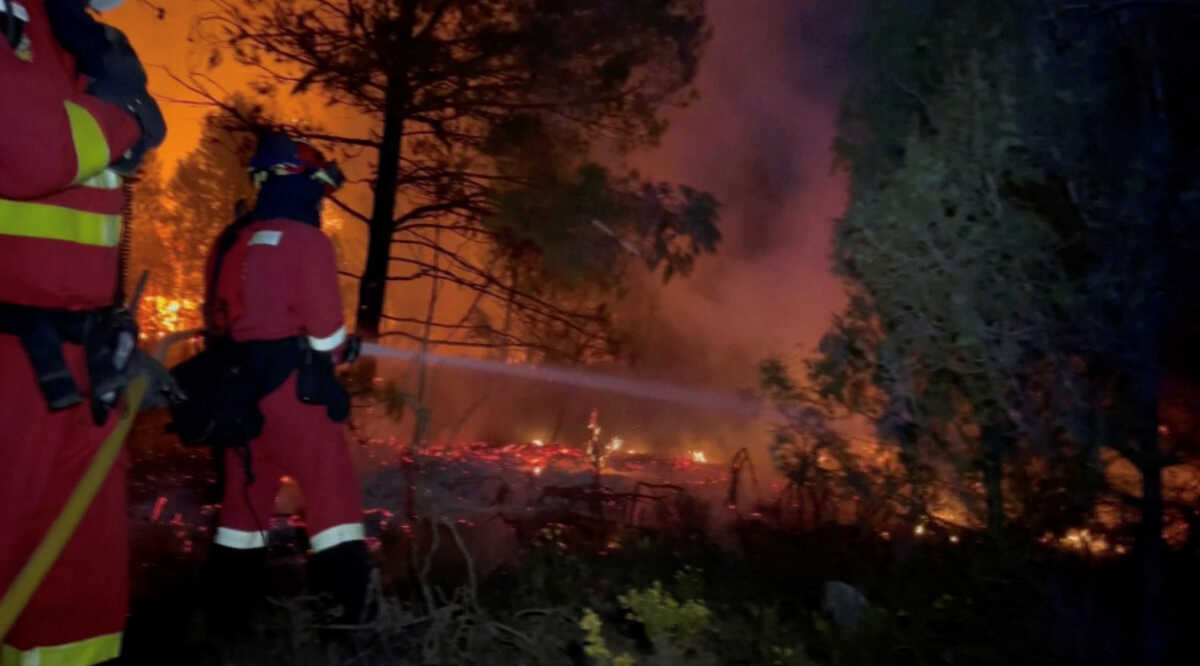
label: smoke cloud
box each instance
[630,0,860,376]
[396,0,865,457]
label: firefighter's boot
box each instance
[200,543,268,642]
[309,539,370,625]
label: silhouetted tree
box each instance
[822,1,1200,662]
[186,0,720,356]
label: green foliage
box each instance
[817,14,1200,624]
[487,161,720,291]
[815,0,1133,534]
[836,20,1066,435]
[672,566,705,602]
[759,358,913,530]
[577,575,719,665]
[581,609,637,666]
[618,581,711,651]
[471,111,721,362]
[805,295,881,416]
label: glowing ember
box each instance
[533,466,543,476]
[150,496,167,523]
[949,535,960,544]
[532,439,545,447]
[913,523,926,536]
[690,450,707,464]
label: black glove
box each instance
[45,1,107,71]
[84,27,165,175]
[297,344,351,422]
[47,4,165,175]
[88,82,166,175]
[342,334,362,365]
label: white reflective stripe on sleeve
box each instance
[214,526,268,550]
[1,3,29,23]
[309,523,365,553]
[307,325,347,352]
[80,168,122,191]
[248,230,283,246]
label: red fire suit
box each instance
[206,218,364,555]
[0,1,141,664]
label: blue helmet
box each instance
[248,132,345,193]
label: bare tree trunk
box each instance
[981,427,1007,539]
[355,72,407,341]
[1133,188,1168,666]
[1129,17,1171,661]
[1138,425,1165,666]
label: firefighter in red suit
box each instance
[0,0,164,663]
[201,133,370,631]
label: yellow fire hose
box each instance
[0,374,150,640]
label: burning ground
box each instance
[118,391,1200,665]
[127,406,756,589]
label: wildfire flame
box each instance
[142,295,199,338]
[584,408,626,472]
[1041,528,1117,556]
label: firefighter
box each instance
[0,0,164,663]
[200,132,369,631]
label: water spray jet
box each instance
[359,342,761,416]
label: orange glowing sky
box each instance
[109,0,855,378]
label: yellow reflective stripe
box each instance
[2,632,122,666]
[0,199,121,247]
[63,101,112,185]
